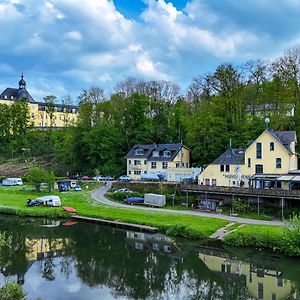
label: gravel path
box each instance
[91,182,286,227]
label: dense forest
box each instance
[1,46,300,176]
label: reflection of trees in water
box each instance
[71,226,251,299]
[59,257,74,279]
[1,216,300,299]
[41,257,55,281]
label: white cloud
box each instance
[0,0,300,99]
[99,72,112,82]
[65,31,83,42]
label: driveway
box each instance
[91,182,286,227]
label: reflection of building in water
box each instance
[0,237,68,285]
[199,247,294,300]
[126,231,185,259]
[25,238,66,261]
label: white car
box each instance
[74,185,82,191]
[119,175,131,181]
[113,188,132,194]
[92,176,103,181]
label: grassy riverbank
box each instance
[1,185,298,256]
[0,186,227,239]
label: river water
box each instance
[0,215,299,300]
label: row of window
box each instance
[248,158,282,169]
[129,160,188,168]
[134,148,172,158]
[256,142,276,159]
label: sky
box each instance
[1,0,300,103]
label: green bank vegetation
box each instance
[224,214,300,256]
[0,186,227,239]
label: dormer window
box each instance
[135,148,144,155]
[163,151,171,157]
[4,95,7,99]
[152,150,159,157]
[10,96,14,99]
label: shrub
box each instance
[232,198,250,214]
[280,214,300,256]
[0,281,26,300]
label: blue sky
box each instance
[0,0,300,103]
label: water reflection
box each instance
[0,215,300,300]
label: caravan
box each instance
[2,178,23,186]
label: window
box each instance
[255,164,264,174]
[225,165,230,172]
[153,243,160,251]
[162,162,168,169]
[277,276,283,287]
[135,148,144,155]
[152,150,159,157]
[270,142,275,151]
[256,142,262,159]
[221,264,226,272]
[31,113,35,118]
[11,96,14,99]
[220,165,224,172]
[134,160,141,165]
[4,95,7,99]
[176,162,180,168]
[164,245,171,253]
[163,150,171,157]
[272,294,277,300]
[151,162,157,169]
[128,171,131,175]
[186,163,189,167]
[144,160,147,165]
[205,179,210,185]
[248,158,251,168]
[276,158,282,169]
[258,283,264,299]
[135,242,143,250]
[128,160,131,165]
[134,170,141,175]
[212,179,217,186]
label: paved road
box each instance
[91,182,286,227]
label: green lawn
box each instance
[0,186,227,239]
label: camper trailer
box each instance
[36,195,61,207]
[2,178,23,186]
[144,193,166,207]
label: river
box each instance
[0,215,299,300]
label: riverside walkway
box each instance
[91,182,285,227]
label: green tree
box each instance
[27,167,55,192]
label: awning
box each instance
[277,175,294,181]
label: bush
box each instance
[280,214,300,256]
[0,281,26,300]
[232,198,250,214]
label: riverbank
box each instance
[0,185,297,256]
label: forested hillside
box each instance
[1,46,300,176]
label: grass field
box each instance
[0,185,228,239]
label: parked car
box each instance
[92,176,103,181]
[74,185,82,191]
[26,199,40,206]
[59,185,69,192]
[103,176,114,181]
[119,175,132,182]
[81,176,91,180]
[114,188,132,194]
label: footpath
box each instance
[91,182,285,227]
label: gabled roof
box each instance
[269,130,297,152]
[212,148,244,165]
[126,143,186,161]
[0,87,35,103]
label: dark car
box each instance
[26,199,40,206]
[59,185,70,192]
